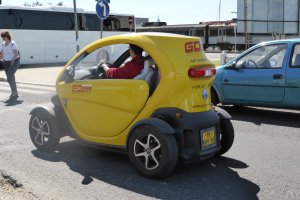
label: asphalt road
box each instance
[0,81,299,200]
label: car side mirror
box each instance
[235,60,246,69]
[64,65,75,83]
[226,61,237,70]
[226,60,246,70]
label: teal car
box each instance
[212,39,300,108]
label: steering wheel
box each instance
[90,64,108,79]
[247,59,258,68]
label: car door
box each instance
[284,43,300,107]
[221,43,287,103]
[56,44,149,139]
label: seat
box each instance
[293,54,300,66]
[134,53,154,85]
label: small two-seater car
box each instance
[29,33,234,178]
[212,39,300,109]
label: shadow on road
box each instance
[220,105,300,128]
[32,140,259,200]
[1,99,23,106]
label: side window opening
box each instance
[237,44,287,69]
[65,43,160,95]
[290,44,300,68]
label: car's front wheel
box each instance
[29,110,60,152]
[128,125,178,179]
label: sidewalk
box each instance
[0,65,63,86]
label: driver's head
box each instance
[129,44,143,57]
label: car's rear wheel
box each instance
[216,119,234,156]
[29,110,60,152]
[128,125,178,179]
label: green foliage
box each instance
[57,2,64,6]
[23,1,64,7]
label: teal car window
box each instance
[291,44,300,68]
[238,44,287,69]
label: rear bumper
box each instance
[152,108,221,163]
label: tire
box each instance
[29,110,60,152]
[216,119,234,156]
[128,125,178,179]
[211,89,219,106]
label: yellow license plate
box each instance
[200,127,216,150]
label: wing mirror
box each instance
[64,65,75,83]
[235,60,246,69]
[227,60,246,70]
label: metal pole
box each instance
[100,19,103,39]
[73,0,79,52]
[234,24,237,56]
[244,0,248,50]
[218,0,221,21]
[0,0,2,5]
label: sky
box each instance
[2,0,237,25]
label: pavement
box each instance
[0,64,63,86]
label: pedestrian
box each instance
[0,30,20,101]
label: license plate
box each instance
[200,127,216,150]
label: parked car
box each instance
[212,39,300,109]
[28,33,234,178]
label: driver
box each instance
[99,44,144,79]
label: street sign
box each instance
[128,16,134,25]
[96,0,110,19]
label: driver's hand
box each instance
[97,62,104,68]
[91,67,101,78]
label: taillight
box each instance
[188,68,216,77]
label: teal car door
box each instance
[284,43,300,107]
[221,43,287,103]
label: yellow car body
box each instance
[56,33,214,145]
[29,33,234,178]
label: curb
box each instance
[0,76,55,87]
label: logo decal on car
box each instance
[202,88,208,100]
[72,84,92,93]
[185,41,201,53]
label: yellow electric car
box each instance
[29,33,234,178]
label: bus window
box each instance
[85,14,101,31]
[0,9,22,29]
[44,12,72,30]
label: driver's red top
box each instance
[106,56,144,79]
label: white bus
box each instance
[0,5,135,64]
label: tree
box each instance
[32,1,43,7]
[57,2,64,6]
[23,1,64,7]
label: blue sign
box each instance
[96,0,110,19]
